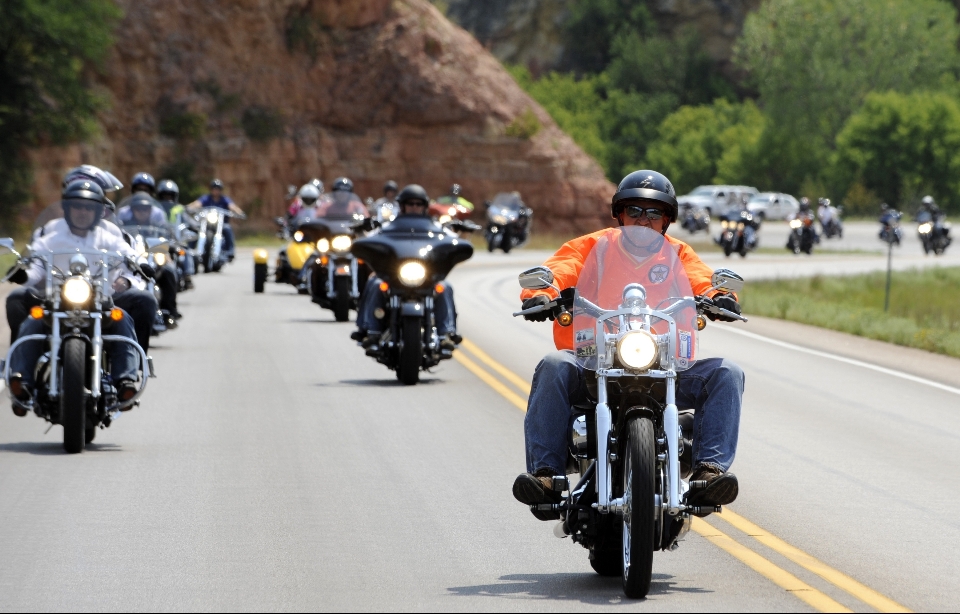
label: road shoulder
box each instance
[741,313,960,389]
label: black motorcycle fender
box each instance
[401,301,424,317]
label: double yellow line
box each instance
[453,338,911,613]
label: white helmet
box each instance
[299,184,321,204]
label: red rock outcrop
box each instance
[28,0,614,234]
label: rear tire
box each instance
[622,417,656,598]
[397,316,422,385]
[61,338,87,454]
[333,276,351,322]
[254,263,267,293]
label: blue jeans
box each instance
[10,311,139,388]
[356,277,457,336]
[222,224,235,255]
[525,351,744,475]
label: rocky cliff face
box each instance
[29,0,614,234]
[436,0,762,74]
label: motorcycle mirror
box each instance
[146,238,171,253]
[518,266,556,290]
[711,269,745,294]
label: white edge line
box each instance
[716,325,960,397]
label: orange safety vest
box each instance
[520,229,720,351]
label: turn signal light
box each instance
[357,259,364,265]
[379,281,389,292]
[110,308,124,322]
[434,284,444,294]
[557,311,573,327]
[696,315,707,331]
[320,256,329,266]
[29,306,44,319]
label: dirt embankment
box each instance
[28,0,614,234]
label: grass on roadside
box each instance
[741,267,960,358]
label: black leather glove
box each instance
[708,293,741,322]
[6,266,27,285]
[139,263,157,279]
[522,296,553,322]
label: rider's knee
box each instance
[535,351,578,380]
[716,358,745,390]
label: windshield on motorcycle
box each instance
[573,226,698,373]
[319,191,367,220]
[487,193,523,223]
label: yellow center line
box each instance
[714,510,912,613]
[459,338,532,395]
[692,518,852,612]
[452,351,528,412]
[453,337,906,613]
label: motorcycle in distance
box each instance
[819,204,844,239]
[679,203,710,235]
[267,211,324,294]
[0,239,158,453]
[121,223,180,332]
[511,226,747,598]
[301,210,371,322]
[716,208,759,257]
[879,208,903,246]
[787,211,818,254]
[484,192,533,253]
[351,216,474,384]
[916,210,951,255]
[195,207,245,273]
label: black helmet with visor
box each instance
[61,180,106,232]
[612,170,678,225]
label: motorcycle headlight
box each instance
[316,238,330,253]
[62,276,93,306]
[918,223,932,234]
[721,220,729,229]
[153,252,167,267]
[737,222,745,230]
[438,215,452,224]
[491,214,507,225]
[790,219,802,229]
[616,330,659,371]
[398,261,427,287]
[205,210,219,224]
[331,235,352,252]
[294,230,304,242]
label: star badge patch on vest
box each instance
[648,264,670,284]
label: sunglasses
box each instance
[403,200,427,208]
[67,203,102,212]
[623,205,665,220]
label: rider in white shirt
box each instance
[7,180,149,414]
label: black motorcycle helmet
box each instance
[384,180,398,194]
[799,198,811,212]
[397,184,430,214]
[332,177,354,193]
[611,170,678,228]
[61,180,106,232]
[63,165,124,193]
[450,183,461,196]
[210,178,225,191]
[131,172,156,195]
[156,179,179,203]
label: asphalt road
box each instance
[0,243,957,611]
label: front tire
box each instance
[397,316,422,385]
[61,337,88,454]
[622,417,656,598]
[333,276,351,322]
[254,263,267,293]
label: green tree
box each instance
[735,0,960,192]
[0,0,120,223]
[562,0,652,73]
[645,100,765,194]
[834,91,960,212]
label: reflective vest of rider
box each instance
[520,229,718,351]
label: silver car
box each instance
[746,192,799,221]
[677,185,759,218]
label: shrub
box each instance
[504,108,541,139]
[159,111,207,140]
[241,106,285,142]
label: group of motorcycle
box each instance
[0,168,243,453]
[879,196,953,254]
[258,179,491,384]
